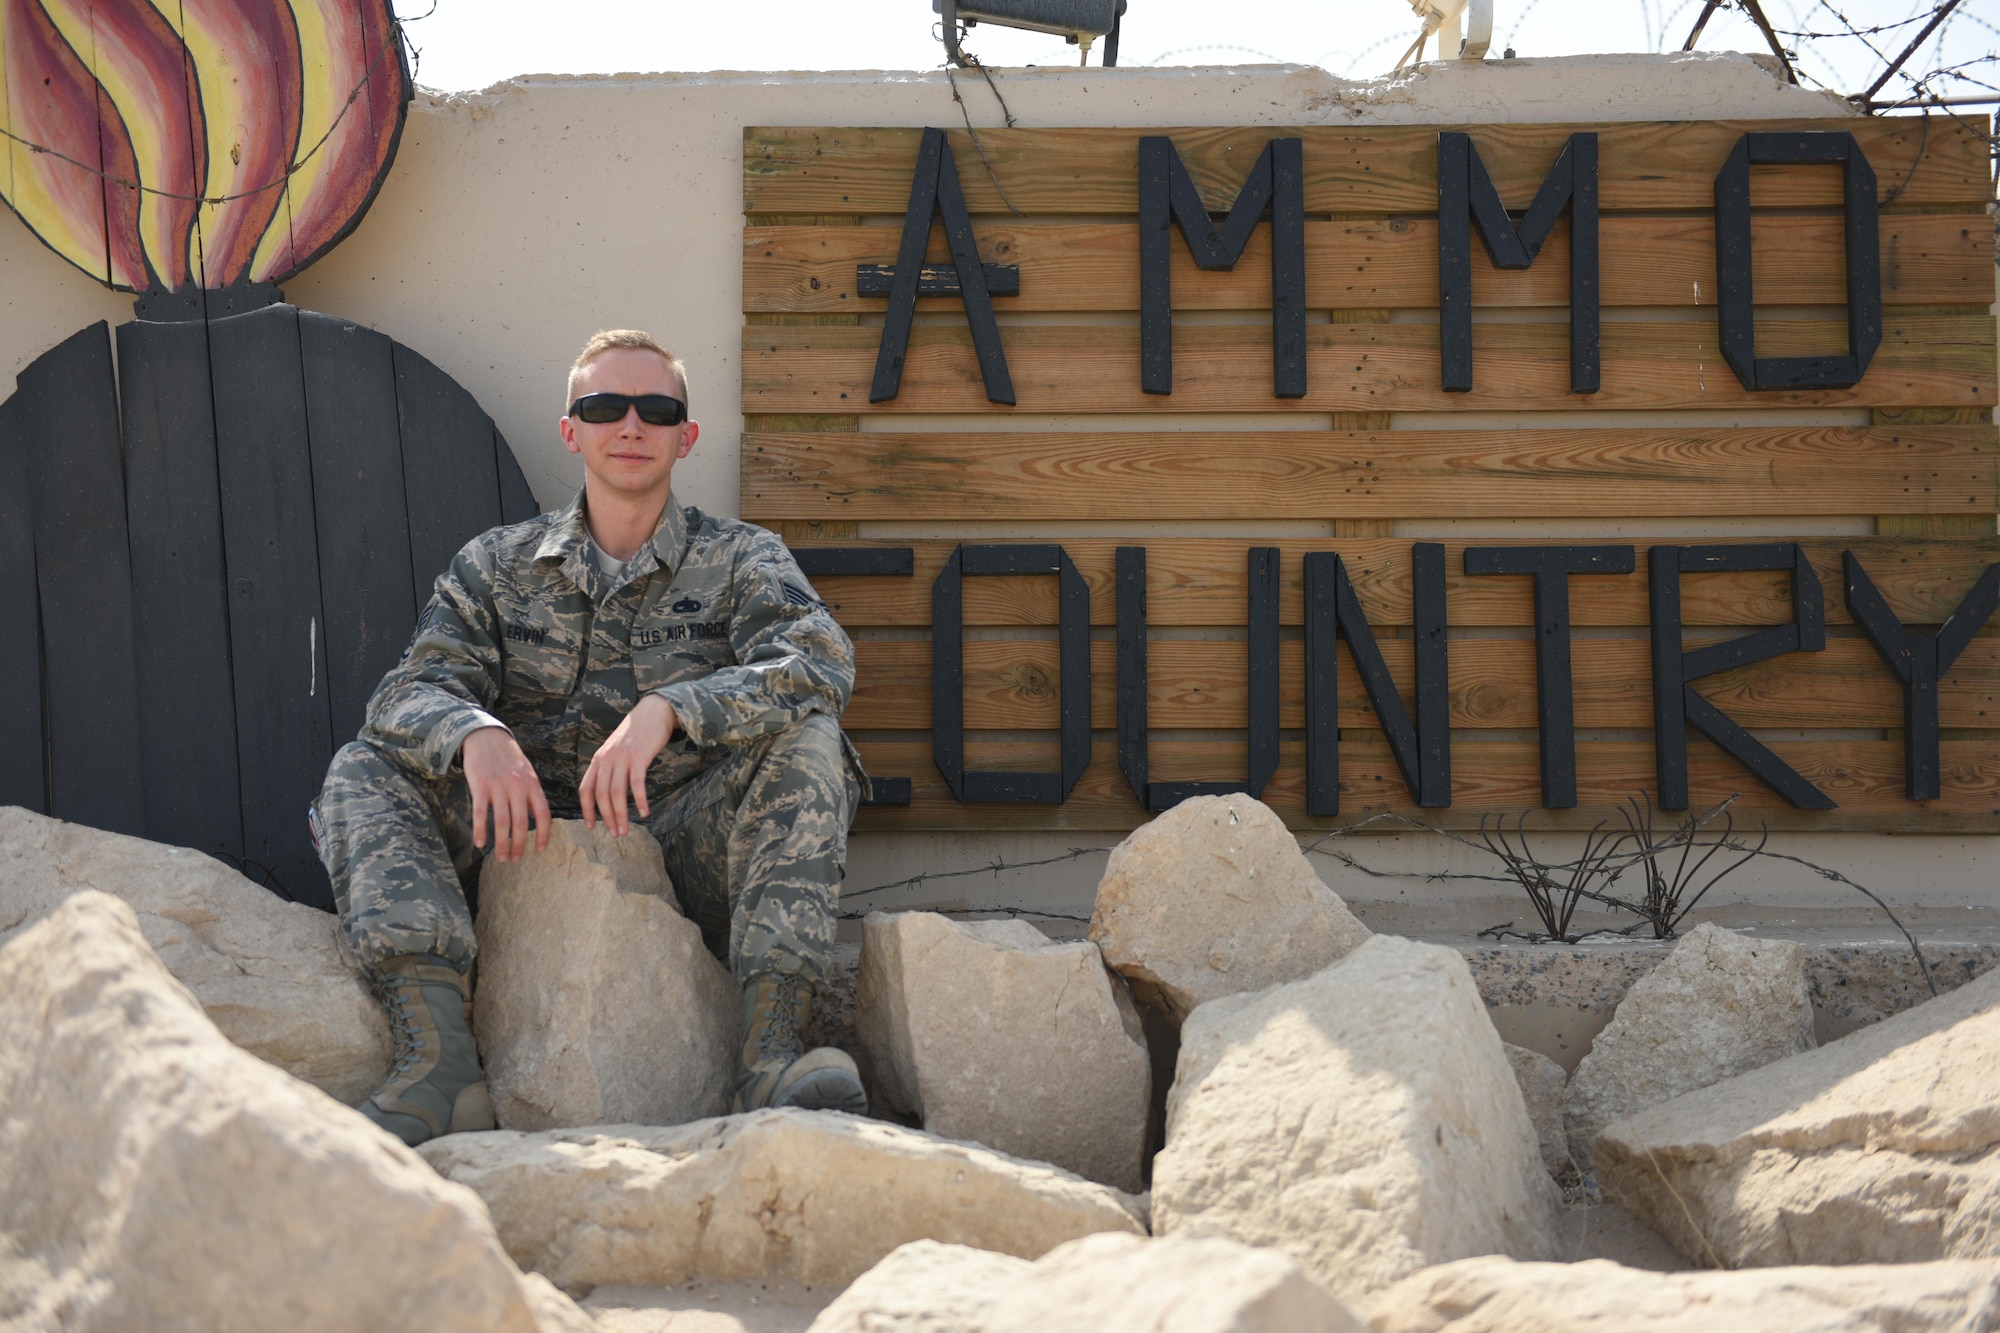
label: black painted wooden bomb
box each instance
[0,301,536,909]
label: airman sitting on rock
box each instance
[310,329,868,1145]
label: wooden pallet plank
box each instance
[744,119,1986,216]
[117,318,245,861]
[16,323,147,836]
[210,305,336,908]
[847,635,2000,731]
[745,212,1995,313]
[742,314,1996,415]
[396,342,504,608]
[745,425,2000,521]
[496,426,541,523]
[0,395,45,814]
[845,736,2000,832]
[300,313,418,751]
[793,537,2000,629]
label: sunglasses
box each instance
[568,392,688,426]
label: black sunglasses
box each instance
[568,392,688,426]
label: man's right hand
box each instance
[462,725,552,863]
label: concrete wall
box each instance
[5,52,1992,933]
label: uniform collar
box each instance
[535,489,691,591]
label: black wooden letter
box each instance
[866,128,1015,406]
[1139,136,1306,398]
[932,544,1089,804]
[1117,546,1279,810]
[1649,544,1834,810]
[1437,132,1599,395]
[1303,544,1452,815]
[1844,551,2000,801]
[1714,131,1881,391]
[1464,545,1634,808]
[790,545,918,807]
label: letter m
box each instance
[1437,132,1599,394]
[1139,136,1305,398]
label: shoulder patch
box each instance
[782,580,819,609]
[413,601,447,638]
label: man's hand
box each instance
[462,725,552,863]
[581,693,677,837]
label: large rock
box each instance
[1367,1256,2000,1332]
[810,1233,1361,1333]
[1505,1043,1572,1179]
[0,891,588,1331]
[1088,793,1370,1024]
[1154,934,1559,1304]
[419,1108,1147,1293]
[474,820,737,1131]
[0,806,387,1103]
[856,911,1151,1190]
[1564,923,1814,1172]
[1596,961,2000,1268]
[804,1241,1029,1333]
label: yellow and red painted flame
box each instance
[1,0,408,292]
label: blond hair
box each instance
[566,330,689,413]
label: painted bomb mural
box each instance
[1,0,406,297]
[0,0,536,908]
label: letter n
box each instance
[1437,132,1599,394]
[1303,545,1452,815]
[1139,136,1306,398]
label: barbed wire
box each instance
[835,798,1940,997]
[1772,12,1935,39]
[838,903,1094,922]
[841,846,1109,903]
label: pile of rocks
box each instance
[4,795,2000,1331]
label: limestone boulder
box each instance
[418,1108,1147,1293]
[805,1241,1028,1333]
[1504,1043,1571,1179]
[811,1233,1361,1333]
[856,911,1151,1190]
[0,890,588,1331]
[474,819,737,1131]
[1596,958,2000,1267]
[1088,793,1370,1024]
[0,806,388,1103]
[1367,1256,2000,1332]
[1154,934,1559,1304]
[1564,923,1814,1172]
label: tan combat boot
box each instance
[360,954,495,1146]
[735,972,868,1114]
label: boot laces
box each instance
[751,980,807,1064]
[376,978,428,1077]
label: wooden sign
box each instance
[740,119,1999,833]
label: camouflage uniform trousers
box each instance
[311,711,859,987]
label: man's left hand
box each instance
[581,693,677,837]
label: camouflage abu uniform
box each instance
[311,489,864,986]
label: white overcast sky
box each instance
[392,0,1997,108]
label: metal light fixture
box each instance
[933,0,1128,66]
[1396,0,1493,66]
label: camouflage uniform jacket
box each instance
[358,489,860,807]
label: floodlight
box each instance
[1397,0,1493,65]
[933,0,1128,66]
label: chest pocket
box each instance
[499,612,583,699]
[632,614,734,692]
